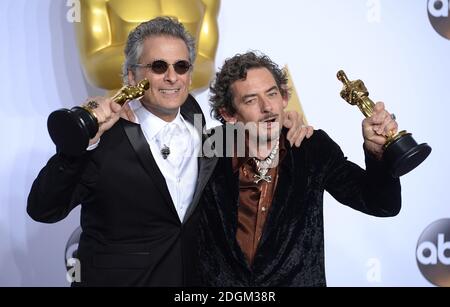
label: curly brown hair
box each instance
[209,51,289,124]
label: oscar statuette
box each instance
[47,79,149,156]
[337,70,431,177]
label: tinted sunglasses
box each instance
[133,60,192,75]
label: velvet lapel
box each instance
[258,138,308,249]
[213,156,247,265]
[120,119,179,219]
[213,126,240,234]
[209,125,248,268]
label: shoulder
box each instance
[300,129,338,150]
[182,94,204,115]
[289,129,344,165]
[95,119,132,149]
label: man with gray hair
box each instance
[27,17,309,286]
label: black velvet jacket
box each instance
[196,129,401,287]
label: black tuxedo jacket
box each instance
[27,95,217,286]
[197,128,401,287]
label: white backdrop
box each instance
[0,0,448,286]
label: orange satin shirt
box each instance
[232,137,287,265]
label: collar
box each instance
[130,99,186,140]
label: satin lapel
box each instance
[182,156,218,224]
[180,94,214,223]
[121,119,178,218]
[180,94,204,128]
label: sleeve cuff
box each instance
[363,144,395,179]
[86,139,100,151]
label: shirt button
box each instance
[261,207,266,212]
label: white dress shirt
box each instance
[129,99,201,222]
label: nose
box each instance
[260,96,273,113]
[164,65,178,83]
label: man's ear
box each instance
[219,108,237,124]
[128,70,137,86]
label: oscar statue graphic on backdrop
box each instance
[337,70,431,177]
[74,0,220,93]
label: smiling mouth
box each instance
[159,89,180,94]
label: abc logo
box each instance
[416,219,450,287]
[428,0,450,39]
[65,226,82,269]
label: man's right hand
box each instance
[85,97,123,146]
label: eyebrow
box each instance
[146,58,190,63]
[241,86,279,101]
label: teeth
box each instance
[159,89,180,94]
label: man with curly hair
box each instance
[28,15,310,286]
[196,51,402,286]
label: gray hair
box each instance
[122,17,196,84]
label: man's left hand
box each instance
[363,101,398,160]
[283,110,314,147]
